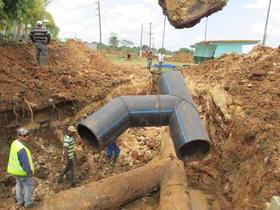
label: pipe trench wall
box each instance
[78,71,210,160]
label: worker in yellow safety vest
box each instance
[7,128,35,208]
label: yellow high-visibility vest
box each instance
[7,140,34,176]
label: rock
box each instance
[159,0,227,28]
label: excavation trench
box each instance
[35,71,212,210]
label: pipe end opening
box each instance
[77,124,99,150]
[178,140,210,161]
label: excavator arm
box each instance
[159,0,228,28]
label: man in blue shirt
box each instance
[7,128,34,208]
[105,142,120,165]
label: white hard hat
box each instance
[68,125,77,133]
[17,128,29,136]
[37,20,43,26]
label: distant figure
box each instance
[105,142,120,164]
[29,21,51,66]
[127,52,131,61]
[146,51,153,70]
[57,125,78,187]
[7,128,35,208]
[158,53,164,70]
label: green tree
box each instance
[120,39,134,47]
[177,47,192,54]
[158,48,167,54]
[142,44,149,51]
[109,33,119,49]
[0,0,59,40]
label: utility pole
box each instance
[97,1,102,51]
[262,0,272,45]
[204,17,208,41]
[161,15,167,54]
[149,22,152,50]
[139,24,143,56]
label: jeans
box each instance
[146,59,152,70]
[158,61,163,70]
[58,159,76,186]
[15,176,34,207]
[35,42,48,65]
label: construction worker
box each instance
[57,125,77,187]
[146,51,153,70]
[29,20,51,66]
[7,128,34,208]
[105,142,120,165]
[157,52,164,70]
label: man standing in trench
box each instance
[57,125,77,187]
[29,21,51,66]
[7,128,34,208]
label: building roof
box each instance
[191,40,261,48]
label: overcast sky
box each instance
[47,0,279,51]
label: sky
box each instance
[47,0,279,51]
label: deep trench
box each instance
[0,72,237,209]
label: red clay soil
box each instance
[0,40,156,209]
[181,45,280,209]
[1,40,279,210]
[0,40,137,113]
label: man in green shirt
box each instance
[57,125,77,187]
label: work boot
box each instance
[70,182,79,188]
[24,201,35,208]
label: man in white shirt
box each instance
[158,53,164,70]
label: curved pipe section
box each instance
[78,95,179,149]
[78,71,210,160]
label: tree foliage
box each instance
[177,47,192,54]
[0,0,59,40]
[109,33,119,49]
[119,39,134,47]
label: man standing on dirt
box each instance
[29,20,51,66]
[146,51,153,70]
[157,52,164,70]
[57,125,77,187]
[7,128,34,208]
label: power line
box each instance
[262,0,272,46]
[161,15,167,53]
[204,17,208,41]
[96,1,102,50]
[139,24,143,56]
[149,22,152,50]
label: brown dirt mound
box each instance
[182,45,280,209]
[0,40,133,113]
[166,52,193,63]
[0,40,155,209]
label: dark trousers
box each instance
[58,159,75,185]
[35,42,48,65]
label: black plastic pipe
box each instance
[78,71,210,160]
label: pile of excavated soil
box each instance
[166,52,193,63]
[0,40,155,209]
[0,40,140,113]
[182,45,280,209]
[1,39,279,210]
[0,40,151,134]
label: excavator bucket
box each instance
[159,0,228,28]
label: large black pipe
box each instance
[78,71,210,160]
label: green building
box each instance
[191,40,260,64]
